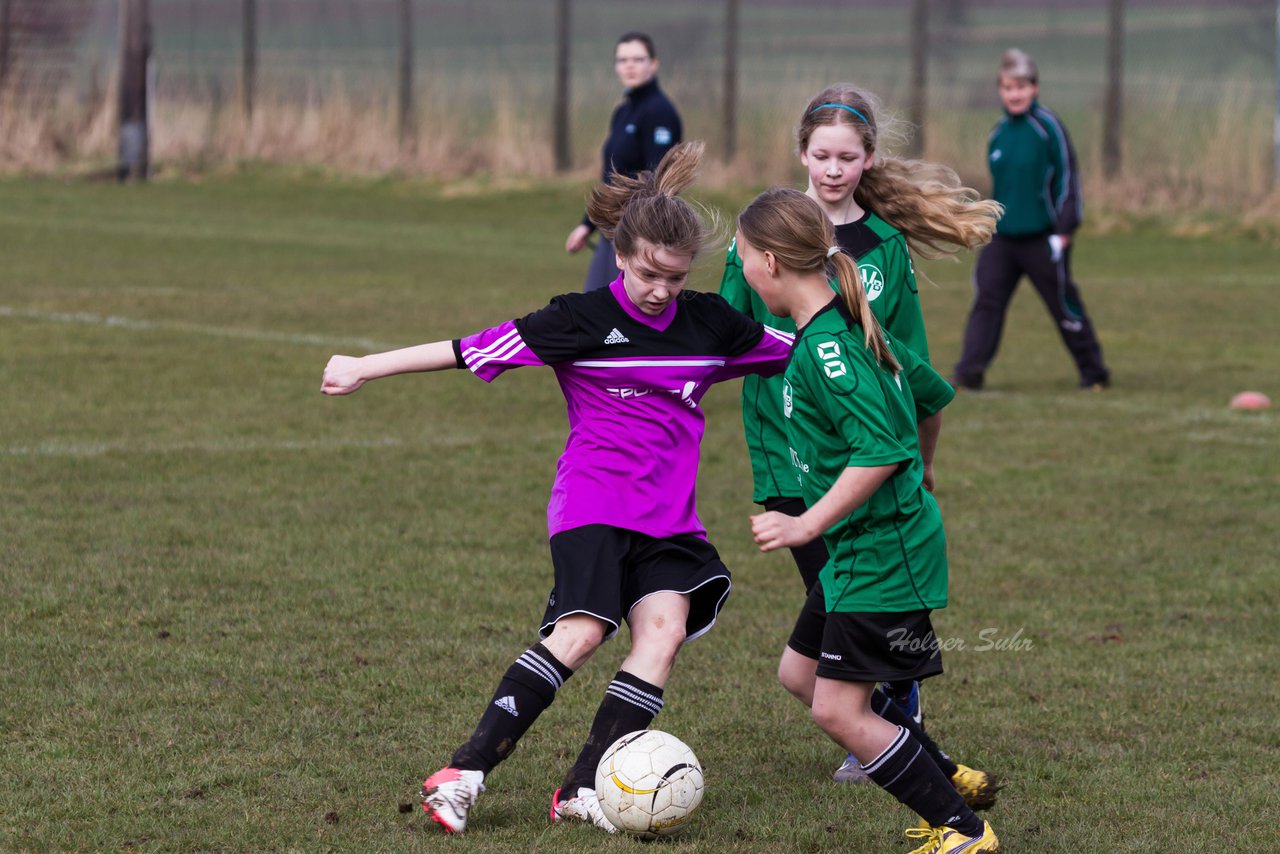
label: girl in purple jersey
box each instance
[322,142,793,835]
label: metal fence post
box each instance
[1103,0,1124,178]
[554,0,571,172]
[398,0,414,150]
[0,0,12,90]
[723,0,738,162]
[241,0,256,120]
[118,0,151,182]
[908,0,927,158]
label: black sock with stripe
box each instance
[863,725,984,837]
[561,670,665,793]
[450,643,574,775]
[871,688,958,778]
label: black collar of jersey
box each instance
[833,209,887,260]
[787,297,845,370]
[795,296,854,340]
[624,77,661,102]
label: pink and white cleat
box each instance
[421,767,485,833]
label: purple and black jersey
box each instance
[453,276,794,540]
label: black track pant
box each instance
[583,235,620,292]
[954,233,1109,388]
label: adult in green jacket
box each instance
[954,49,1110,390]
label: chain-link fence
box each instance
[1,0,1275,208]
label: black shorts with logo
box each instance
[789,581,944,683]
[541,525,732,642]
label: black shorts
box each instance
[541,525,732,643]
[789,582,944,683]
[762,495,828,594]
[786,580,829,659]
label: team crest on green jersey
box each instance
[859,263,884,301]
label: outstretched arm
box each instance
[750,463,897,552]
[321,340,457,395]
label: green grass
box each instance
[1,173,1277,852]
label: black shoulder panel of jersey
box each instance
[518,289,763,362]
[834,216,888,260]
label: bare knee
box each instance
[777,649,816,707]
[810,703,842,735]
[545,617,607,669]
[625,613,686,681]
[778,664,808,704]
[811,703,877,741]
[637,613,686,668]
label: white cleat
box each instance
[551,786,617,833]
[421,767,485,833]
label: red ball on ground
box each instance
[1229,391,1271,411]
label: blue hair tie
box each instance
[811,103,870,124]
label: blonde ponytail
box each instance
[855,158,1002,260]
[830,251,900,372]
[738,187,899,372]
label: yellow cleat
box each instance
[904,820,1000,853]
[951,764,1002,811]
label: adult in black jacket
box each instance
[565,32,683,292]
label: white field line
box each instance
[1185,432,1276,447]
[944,395,1276,445]
[3,431,568,459]
[3,437,404,458]
[0,305,398,352]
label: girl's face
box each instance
[998,74,1038,115]
[734,230,787,317]
[800,123,874,212]
[615,40,658,90]
[617,240,692,316]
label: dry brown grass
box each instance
[0,73,1275,226]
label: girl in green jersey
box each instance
[734,187,1000,854]
[720,82,1001,782]
[720,82,1000,587]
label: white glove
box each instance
[1048,234,1065,264]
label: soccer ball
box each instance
[595,729,704,838]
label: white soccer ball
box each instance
[594,729,704,839]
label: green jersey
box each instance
[719,211,929,502]
[988,100,1082,237]
[784,299,955,613]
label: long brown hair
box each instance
[799,84,1002,259]
[586,141,716,259]
[737,187,900,372]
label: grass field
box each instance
[1,173,1277,852]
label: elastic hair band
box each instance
[811,103,870,124]
[826,245,841,259]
